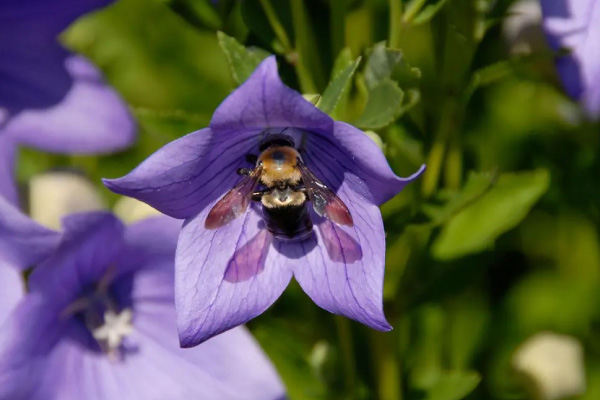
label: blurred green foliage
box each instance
[15,0,600,399]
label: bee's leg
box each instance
[237,168,254,176]
[251,190,268,201]
[245,154,258,164]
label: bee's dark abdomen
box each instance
[262,204,313,241]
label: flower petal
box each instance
[0,293,68,400]
[0,262,23,325]
[290,149,394,331]
[4,56,136,153]
[0,0,116,114]
[224,228,272,283]
[104,128,260,219]
[134,304,286,400]
[176,206,293,347]
[116,224,285,399]
[111,326,257,400]
[28,212,125,304]
[0,136,17,205]
[97,251,285,399]
[0,294,261,400]
[210,56,333,135]
[0,42,70,115]
[313,122,425,205]
[0,0,115,41]
[541,0,600,117]
[114,216,182,279]
[0,196,61,270]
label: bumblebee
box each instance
[205,133,353,241]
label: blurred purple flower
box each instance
[0,262,22,326]
[104,56,425,347]
[0,0,136,204]
[0,206,286,400]
[0,193,56,324]
[540,0,600,117]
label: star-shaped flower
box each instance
[0,204,286,400]
[104,56,425,347]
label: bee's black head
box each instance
[259,132,296,152]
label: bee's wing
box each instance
[298,163,353,227]
[205,167,262,229]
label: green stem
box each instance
[421,99,457,198]
[444,128,462,191]
[388,0,402,48]
[259,0,293,52]
[370,330,403,400]
[290,0,320,93]
[421,132,447,199]
[335,316,357,400]
[403,0,427,22]
[345,1,373,56]
[330,0,346,59]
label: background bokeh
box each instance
[16,0,600,399]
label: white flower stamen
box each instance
[92,309,134,353]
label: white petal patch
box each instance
[512,331,586,400]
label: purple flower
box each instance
[0,193,57,325]
[540,0,600,117]
[0,205,286,400]
[0,262,22,326]
[0,0,136,203]
[104,56,424,347]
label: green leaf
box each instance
[217,31,270,85]
[409,305,446,389]
[353,78,404,130]
[508,272,600,336]
[252,322,328,400]
[353,42,421,129]
[432,169,550,260]
[65,0,232,112]
[164,0,222,30]
[408,0,450,25]
[364,42,421,90]
[424,171,498,225]
[302,93,321,105]
[423,371,481,400]
[331,47,353,77]
[319,55,361,115]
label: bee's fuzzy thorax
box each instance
[260,169,302,187]
[258,145,302,187]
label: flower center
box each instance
[91,308,134,354]
[61,269,134,358]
